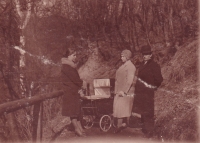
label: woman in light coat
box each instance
[113,49,136,133]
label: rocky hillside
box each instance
[78,46,120,94]
[42,39,198,142]
[78,39,199,141]
[154,39,199,141]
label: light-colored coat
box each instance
[113,60,136,118]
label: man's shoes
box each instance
[113,128,120,134]
[143,132,153,139]
[129,116,143,128]
[113,127,123,133]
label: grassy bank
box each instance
[154,40,199,141]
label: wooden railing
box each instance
[0,90,64,142]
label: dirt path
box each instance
[54,126,161,143]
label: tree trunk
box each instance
[133,18,139,50]
[14,0,32,97]
[32,103,40,142]
[168,7,174,40]
[6,113,21,142]
[163,21,169,44]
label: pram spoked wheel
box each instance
[81,115,94,129]
[99,115,112,132]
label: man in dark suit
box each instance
[132,45,163,138]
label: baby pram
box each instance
[80,78,115,132]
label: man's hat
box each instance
[141,45,152,55]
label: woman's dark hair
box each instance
[63,48,76,57]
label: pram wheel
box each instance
[81,115,94,129]
[99,115,112,132]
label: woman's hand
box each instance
[78,89,85,97]
[117,91,126,97]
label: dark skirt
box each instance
[61,89,81,117]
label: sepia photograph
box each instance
[0,0,199,143]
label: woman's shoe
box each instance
[75,130,86,137]
[81,130,86,136]
[82,130,86,135]
[113,127,122,133]
[75,132,86,137]
[114,127,122,133]
[113,128,120,134]
[113,125,127,134]
[80,129,86,134]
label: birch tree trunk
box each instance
[6,0,32,141]
[14,0,32,97]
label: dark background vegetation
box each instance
[0,0,199,142]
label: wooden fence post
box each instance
[40,102,43,142]
[32,102,41,142]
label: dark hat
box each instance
[141,45,152,55]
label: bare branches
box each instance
[14,0,32,30]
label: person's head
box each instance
[121,49,132,62]
[63,48,77,62]
[141,45,152,62]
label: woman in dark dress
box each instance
[61,48,85,137]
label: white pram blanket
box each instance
[93,79,110,87]
[85,79,112,99]
[94,79,111,97]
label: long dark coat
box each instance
[132,59,163,115]
[61,64,83,117]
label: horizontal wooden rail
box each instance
[0,90,64,115]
